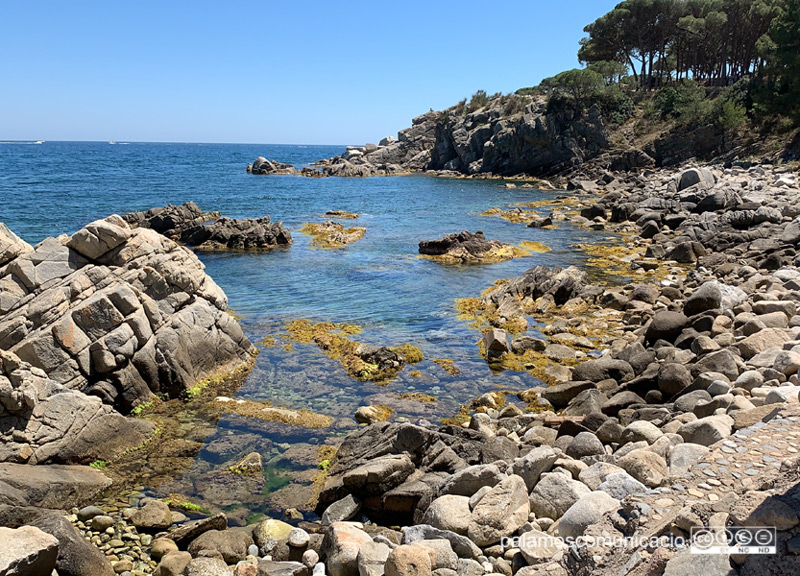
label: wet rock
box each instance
[167,513,228,548]
[419,232,520,264]
[482,329,509,360]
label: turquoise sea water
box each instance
[1,141,613,516]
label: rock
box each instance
[422,495,471,535]
[0,463,111,508]
[131,499,172,531]
[738,328,791,359]
[510,337,546,354]
[617,449,667,488]
[528,473,591,521]
[646,312,689,343]
[596,472,648,500]
[384,545,431,576]
[90,515,114,531]
[355,406,393,425]
[154,551,192,576]
[467,475,529,546]
[677,415,733,446]
[401,525,481,559]
[482,329,509,359]
[167,513,228,548]
[516,529,567,565]
[0,525,59,576]
[357,541,392,576]
[247,157,296,175]
[27,511,115,576]
[322,495,362,525]
[558,492,620,540]
[677,167,715,191]
[0,218,257,463]
[565,432,605,459]
[76,505,105,522]
[419,232,520,265]
[731,404,783,430]
[571,357,634,383]
[413,540,457,571]
[342,454,415,496]
[253,519,294,551]
[511,447,560,491]
[669,443,709,476]
[662,548,733,576]
[150,537,179,561]
[541,381,596,408]
[619,421,663,445]
[184,557,232,576]
[321,523,373,576]
[189,527,255,564]
[256,561,306,576]
[730,490,799,530]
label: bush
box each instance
[595,84,635,125]
[468,90,490,112]
[653,80,707,121]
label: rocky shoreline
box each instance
[4,161,800,575]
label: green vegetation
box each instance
[131,399,154,417]
[89,460,107,470]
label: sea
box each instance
[0,141,616,518]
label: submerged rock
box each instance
[419,231,525,264]
[247,157,296,175]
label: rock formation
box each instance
[123,202,292,251]
[419,231,525,264]
[246,157,296,175]
[0,216,257,458]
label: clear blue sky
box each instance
[0,1,619,145]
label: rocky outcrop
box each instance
[0,216,257,465]
[124,202,292,251]
[419,231,524,264]
[246,157,296,175]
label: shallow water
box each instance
[1,141,617,518]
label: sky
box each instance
[0,1,621,145]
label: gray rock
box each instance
[565,432,605,459]
[528,473,591,521]
[658,363,692,397]
[669,443,709,477]
[322,495,362,525]
[571,357,634,383]
[578,462,626,491]
[663,548,733,576]
[619,420,663,445]
[401,525,481,559]
[646,311,689,343]
[596,472,648,500]
[511,447,560,491]
[558,492,620,540]
[482,329,510,359]
[422,495,471,535]
[384,545,431,576]
[617,449,667,487]
[0,463,111,509]
[439,464,503,497]
[188,527,255,564]
[677,415,733,446]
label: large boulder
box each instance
[321,523,373,576]
[467,475,529,546]
[677,167,715,191]
[529,473,591,520]
[0,525,59,576]
[677,415,733,446]
[646,312,689,343]
[0,463,111,508]
[683,281,746,316]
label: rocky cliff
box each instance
[0,216,257,463]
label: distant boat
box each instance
[108,141,116,145]
[34,141,44,144]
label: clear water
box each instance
[1,141,614,516]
